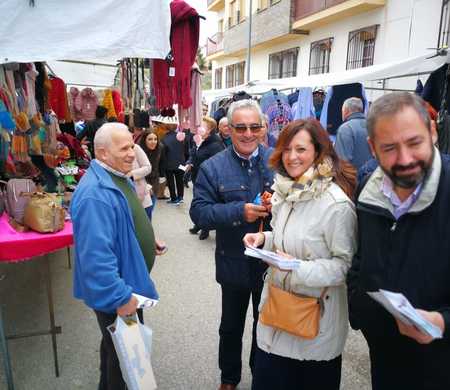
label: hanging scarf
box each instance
[153,0,200,110]
[272,158,334,206]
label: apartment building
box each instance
[206,0,449,93]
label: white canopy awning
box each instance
[0,0,171,64]
[45,60,119,89]
[203,51,449,102]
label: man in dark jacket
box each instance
[190,100,274,390]
[188,117,225,240]
[334,97,372,170]
[347,92,450,390]
[76,105,108,158]
[161,126,187,204]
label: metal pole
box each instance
[246,0,253,83]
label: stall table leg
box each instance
[0,305,14,390]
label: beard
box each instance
[379,147,434,189]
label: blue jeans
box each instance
[145,195,157,220]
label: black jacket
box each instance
[190,133,224,183]
[76,118,106,158]
[161,131,187,171]
[190,145,274,289]
[347,152,450,390]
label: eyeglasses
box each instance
[230,124,263,134]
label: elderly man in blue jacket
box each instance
[190,100,274,390]
[71,123,159,390]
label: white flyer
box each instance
[245,246,301,271]
[367,289,443,339]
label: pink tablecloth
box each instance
[0,213,73,262]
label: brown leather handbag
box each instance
[259,269,328,340]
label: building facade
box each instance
[206,0,448,94]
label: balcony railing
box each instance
[438,0,450,48]
[294,0,347,20]
[206,32,224,57]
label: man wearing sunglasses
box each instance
[190,99,274,390]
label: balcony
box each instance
[207,0,225,12]
[224,0,294,55]
[438,0,450,48]
[206,32,224,59]
[293,0,385,31]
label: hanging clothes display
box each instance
[153,0,200,110]
[320,82,368,137]
[293,87,315,120]
[112,90,125,122]
[102,89,117,119]
[422,64,449,112]
[48,76,71,121]
[69,87,83,122]
[265,98,292,147]
[79,88,98,121]
[260,89,289,113]
[178,67,202,131]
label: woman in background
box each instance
[140,129,166,219]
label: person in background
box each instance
[71,123,163,390]
[334,97,371,170]
[188,116,225,240]
[244,119,357,390]
[347,92,450,390]
[259,115,269,147]
[139,129,167,219]
[190,100,274,390]
[128,142,152,219]
[162,125,187,205]
[218,117,232,148]
[77,105,108,158]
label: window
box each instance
[218,19,224,33]
[258,0,268,10]
[346,25,378,70]
[438,0,450,48]
[228,0,245,28]
[226,61,246,88]
[309,38,333,75]
[215,68,223,89]
[268,48,299,79]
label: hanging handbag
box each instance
[259,268,328,340]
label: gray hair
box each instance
[227,99,263,124]
[218,117,228,127]
[367,92,430,138]
[343,97,364,114]
[94,123,131,150]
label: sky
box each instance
[185,0,218,48]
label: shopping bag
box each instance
[108,314,156,390]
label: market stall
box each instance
[0,0,173,386]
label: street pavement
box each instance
[0,188,371,390]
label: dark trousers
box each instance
[252,347,342,390]
[219,284,262,386]
[94,309,143,390]
[166,169,184,201]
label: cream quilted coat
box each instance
[258,176,357,361]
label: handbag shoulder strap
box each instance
[319,287,329,300]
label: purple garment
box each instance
[265,101,292,147]
[381,176,423,220]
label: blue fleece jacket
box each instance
[71,160,158,313]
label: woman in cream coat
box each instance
[244,119,357,390]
